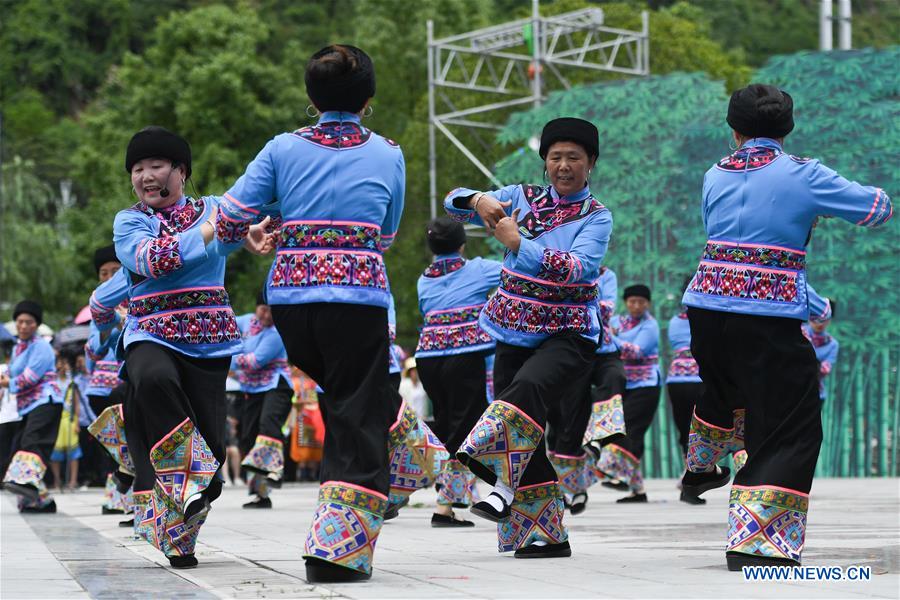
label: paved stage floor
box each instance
[2,478,897,599]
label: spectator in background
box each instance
[399,358,430,423]
[50,354,82,492]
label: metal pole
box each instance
[819,0,833,51]
[838,0,851,50]
[642,10,650,74]
[532,0,541,107]
[427,20,438,219]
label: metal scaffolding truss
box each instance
[427,2,649,217]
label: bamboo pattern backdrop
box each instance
[489,47,899,477]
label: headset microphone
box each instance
[159,162,177,198]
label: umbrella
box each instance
[74,305,91,325]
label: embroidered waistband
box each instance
[423,304,483,326]
[501,269,598,304]
[673,348,693,360]
[130,287,230,318]
[278,222,381,251]
[702,240,805,271]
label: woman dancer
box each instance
[680,84,891,569]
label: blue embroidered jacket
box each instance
[666,311,701,384]
[596,266,619,355]
[85,269,130,397]
[218,111,405,310]
[802,323,840,400]
[415,253,502,358]
[445,184,611,348]
[610,312,660,389]
[231,314,291,394]
[9,336,61,416]
[683,138,891,320]
[113,195,242,359]
[388,294,402,375]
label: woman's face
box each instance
[131,157,184,208]
[15,313,37,340]
[255,304,274,328]
[626,296,650,319]
[545,141,595,197]
[98,261,121,283]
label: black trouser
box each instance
[123,342,229,494]
[0,422,18,475]
[11,402,63,467]
[86,387,127,485]
[667,382,705,456]
[493,334,596,487]
[239,378,294,456]
[688,307,821,492]
[618,386,660,460]
[547,350,627,455]
[417,351,489,454]
[272,303,395,496]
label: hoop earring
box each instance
[728,136,737,151]
[306,105,320,118]
[363,105,374,118]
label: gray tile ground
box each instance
[1,478,897,599]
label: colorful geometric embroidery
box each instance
[387,402,449,507]
[241,435,284,479]
[149,419,219,512]
[623,358,658,384]
[416,304,493,354]
[436,460,476,507]
[88,361,122,391]
[731,409,746,453]
[129,287,231,317]
[727,485,808,562]
[143,236,183,278]
[484,289,592,336]
[3,450,47,488]
[702,241,806,271]
[104,472,130,512]
[278,222,381,251]
[303,481,386,576]
[215,212,250,244]
[715,147,782,172]
[597,444,643,493]
[458,400,543,490]
[497,481,568,553]
[548,452,589,496]
[668,348,700,377]
[14,371,59,412]
[501,269,598,304]
[137,308,241,346]
[88,404,134,474]
[733,449,748,472]
[686,412,734,473]
[236,358,290,389]
[17,487,54,511]
[270,250,387,292]
[292,122,372,149]
[538,249,580,283]
[582,394,626,445]
[516,185,606,238]
[133,482,205,558]
[423,257,466,278]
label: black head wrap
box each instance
[726,84,794,139]
[539,117,599,160]
[623,285,651,302]
[13,300,43,326]
[125,126,192,177]
[93,245,119,275]
[256,288,268,307]
[426,217,466,255]
[305,45,376,114]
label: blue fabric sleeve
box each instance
[806,161,892,228]
[380,152,406,252]
[443,184,519,226]
[113,210,207,279]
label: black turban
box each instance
[125,126,192,177]
[305,45,376,114]
[426,216,466,255]
[93,245,119,275]
[727,84,794,139]
[13,300,43,325]
[539,117,599,160]
[256,288,268,307]
[624,285,651,302]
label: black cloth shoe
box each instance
[616,493,648,503]
[102,506,125,515]
[681,466,731,498]
[569,492,588,515]
[679,491,707,505]
[168,554,198,569]
[119,518,134,528]
[243,496,272,509]
[514,540,572,559]
[265,474,282,489]
[431,512,474,528]
[601,480,629,491]
[469,493,510,523]
[383,497,409,521]
[305,557,370,582]
[20,500,57,514]
[3,482,39,502]
[726,551,799,572]
[183,494,211,527]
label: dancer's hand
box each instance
[470,193,512,230]
[245,217,275,255]
[494,208,522,253]
[0,374,9,388]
